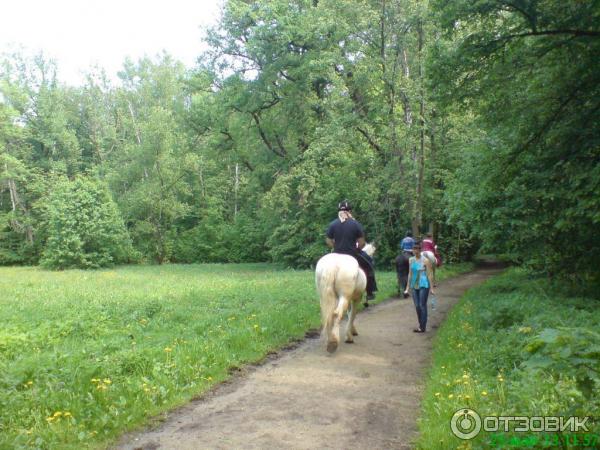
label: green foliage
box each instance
[1,3,468,268]
[40,177,132,269]
[429,0,600,281]
[416,268,600,449]
[4,0,597,276]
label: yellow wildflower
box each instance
[481,391,488,396]
[448,394,454,399]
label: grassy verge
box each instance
[416,268,600,449]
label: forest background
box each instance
[1,0,598,286]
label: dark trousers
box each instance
[412,287,430,331]
[355,252,377,295]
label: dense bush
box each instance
[40,177,132,269]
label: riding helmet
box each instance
[338,200,352,211]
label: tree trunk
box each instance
[5,166,34,244]
[234,163,239,219]
[414,17,426,237]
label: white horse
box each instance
[315,243,375,353]
[422,251,438,285]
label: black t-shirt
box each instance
[326,218,364,255]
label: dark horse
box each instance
[395,251,412,298]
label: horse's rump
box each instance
[422,250,439,267]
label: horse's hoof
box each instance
[326,341,338,353]
[345,338,354,344]
[352,330,358,336]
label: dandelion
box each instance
[103,378,112,384]
[434,392,441,397]
[448,394,454,399]
[164,347,172,353]
[462,374,470,380]
[481,391,488,396]
[464,395,471,400]
[26,381,33,386]
[63,412,72,418]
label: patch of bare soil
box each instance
[116,268,500,450]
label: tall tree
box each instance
[430,0,600,279]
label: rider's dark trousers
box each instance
[355,251,377,295]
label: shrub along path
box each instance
[117,267,501,450]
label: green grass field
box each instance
[0,262,472,449]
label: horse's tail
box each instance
[315,257,339,332]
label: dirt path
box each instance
[116,268,500,450]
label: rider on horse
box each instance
[400,231,415,255]
[326,200,377,305]
[422,232,441,267]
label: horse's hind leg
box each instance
[345,299,359,343]
[326,295,349,352]
[327,311,341,353]
[323,310,337,353]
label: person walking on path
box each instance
[404,240,435,333]
[325,200,377,305]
